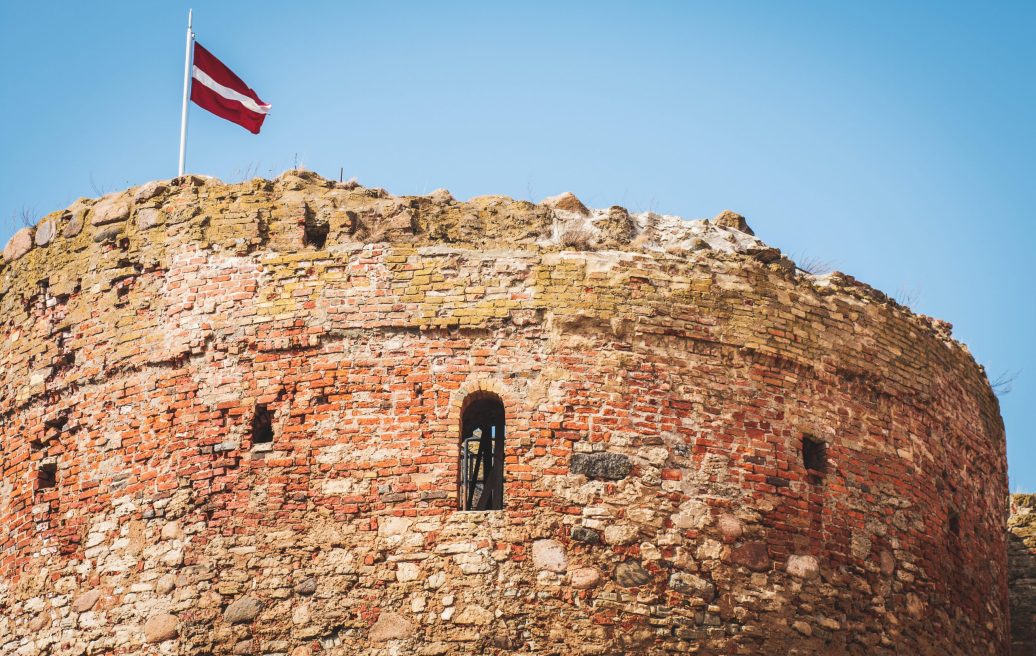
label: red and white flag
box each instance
[190,42,271,134]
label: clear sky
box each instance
[1,1,1033,489]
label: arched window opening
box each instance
[459,393,505,511]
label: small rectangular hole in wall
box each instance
[948,508,961,536]
[44,414,68,431]
[802,435,828,474]
[37,462,58,490]
[304,220,329,249]
[252,405,273,445]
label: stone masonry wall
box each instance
[0,172,1009,655]
[1010,494,1036,655]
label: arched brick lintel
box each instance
[449,378,515,425]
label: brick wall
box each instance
[0,172,1009,654]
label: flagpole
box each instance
[178,9,194,177]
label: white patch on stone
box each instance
[318,444,398,465]
[696,539,724,561]
[531,540,568,573]
[379,516,413,538]
[570,567,602,590]
[160,521,182,541]
[604,524,640,546]
[292,603,311,625]
[786,554,820,580]
[425,572,446,590]
[627,507,657,526]
[453,605,494,626]
[323,478,365,495]
[453,551,495,575]
[716,514,744,541]
[396,562,421,582]
[640,542,662,561]
[641,447,670,467]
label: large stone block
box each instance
[224,596,262,624]
[144,613,178,643]
[90,199,130,226]
[669,572,715,601]
[570,452,632,480]
[730,542,770,572]
[34,217,58,246]
[615,561,652,588]
[532,539,567,573]
[786,554,820,580]
[369,611,415,640]
[2,228,33,262]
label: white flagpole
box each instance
[178,9,194,177]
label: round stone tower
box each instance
[0,171,1009,655]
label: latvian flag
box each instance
[191,42,271,134]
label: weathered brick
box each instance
[0,171,1010,656]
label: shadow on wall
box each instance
[1009,495,1036,655]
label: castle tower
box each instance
[0,172,1009,654]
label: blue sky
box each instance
[1,1,1033,489]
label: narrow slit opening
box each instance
[802,435,828,474]
[37,462,58,491]
[252,405,274,445]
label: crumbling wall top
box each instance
[0,170,969,356]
